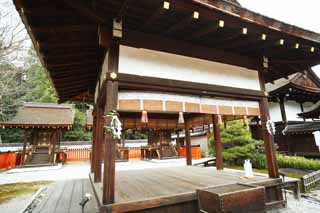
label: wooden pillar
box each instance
[258,68,279,178]
[176,130,180,156]
[51,131,57,163]
[91,108,97,173]
[94,108,103,183]
[213,115,223,170]
[185,120,192,166]
[300,102,306,122]
[279,97,287,125]
[102,42,119,205]
[21,130,28,166]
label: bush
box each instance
[209,120,266,168]
[277,155,320,171]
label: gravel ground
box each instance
[0,192,34,213]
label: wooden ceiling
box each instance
[14,0,320,103]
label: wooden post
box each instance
[279,97,287,125]
[51,131,57,163]
[258,68,279,178]
[103,42,119,205]
[91,108,97,173]
[213,115,223,170]
[176,130,180,156]
[185,120,192,165]
[300,102,306,122]
[21,130,28,166]
[94,107,103,183]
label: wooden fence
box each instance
[129,147,141,159]
[178,146,201,159]
[65,148,91,161]
[301,170,320,192]
[0,152,17,169]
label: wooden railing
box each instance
[301,170,320,192]
[0,152,17,169]
[128,147,141,159]
[65,148,91,161]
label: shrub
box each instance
[277,155,320,171]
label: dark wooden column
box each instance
[300,102,306,122]
[258,68,279,178]
[51,131,57,163]
[94,108,103,183]
[213,115,223,170]
[103,42,119,205]
[185,120,192,166]
[176,130,180,156]
[91,108,97,173]
[279,97,287,125]
[21,130,28,165]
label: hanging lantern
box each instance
[178,112,184,124]
[141,110,148,123]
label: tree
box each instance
[0,2,28,121]
[209,120,266,168]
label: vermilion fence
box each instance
[129,147,141,159]
[0,152,17,169]
[178,146,201,159]
[66,148,91,161]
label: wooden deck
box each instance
[34,179,99,213]
[90,166,281,212]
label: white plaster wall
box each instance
[269,101,311,122]
[119,45,260,91]
[269,102,283,122]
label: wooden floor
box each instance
[34,179,99,213]
[91,166,276,212]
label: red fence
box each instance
[0,152,17,169]
[129,147,141,159]
[65,148,91,161]
[178,146,201,159]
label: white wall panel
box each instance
[119,45,260,91]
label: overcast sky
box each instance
[238,0,320,75]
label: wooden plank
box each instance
[54,180,75,213]
[68,179,83,212]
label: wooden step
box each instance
[265,200,286,210]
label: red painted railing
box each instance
[129,147,141,159]
[178,146,201,159]
[0,152,17,169]
[66,148,91,161]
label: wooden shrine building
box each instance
[0,102,75,165]
[14,0,320,212]
[283,101,320,157]
[250,71,320,155]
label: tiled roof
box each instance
[284,122,320,134]
[0,102,75,128]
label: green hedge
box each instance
[277,155,320,171]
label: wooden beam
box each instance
[122,31,259,70]
[165,14,195,36]
[213,115,223,170]
[189,22,222,39]
[258,66,279,178]
[142,4,167,30]
[103,42,120,205]
[32,24,97,33]
[63,0,106,23]
[116,0,131,21]
[185,120,192,166]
